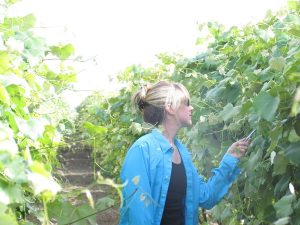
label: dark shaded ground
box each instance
[58,149,119,225]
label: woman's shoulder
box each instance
[123,132,161,165]
[130,132,157,151]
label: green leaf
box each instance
[0,123,18,155]
[48,199,102,225]
[284,141,300,166]
[273,217,291,225]
[288,129,300,142]
[275,174,290,197]
[27,161,61,199]
[287,25,300,38]
[0,83,10,105]
[48,200,76,225]
[50,44,75,60]
[288,0,300,10]
[4,185,24,204]
[287,72,300,82]
[4,157,27,183]
[207,21,224,37]
[76,204,96,225]
[0,203,7,214]
[273,153,289,175]
[25,73,42,91]
[256,29,271,42]
[39,125,55,146]
[291,88,300,116]
[0,52,11,74]
[205,85,226,101]
[269,56,285,72]
[83,121,107,135]
[294,119,300,136]
[223,82,241,102]
[0,188,10,205]
[0,74,30,89]
[240,100,253,116]
[27,172,61,196]
[6,0,21,5]
[57,72,77,83]
[29,161,50,177]
[24,36,47,58]
[129,122,143,135]
[0,184,24,205]
[3,14,36,32]
[21,14,36,30]
[219,103,240,121]
[253,92,280,121]
[15,117,49,140]
[0,212,18,225]
[3,111,18,133]
[284,58,300,75]
[220,207,231,221]
[266,126,282,153]
[259,68,276,82]
[274,195,296,218]
[243,148,263,172]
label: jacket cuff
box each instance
[221,153,241,180]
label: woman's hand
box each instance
[227,138,250,159]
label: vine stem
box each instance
[192,101,219,112]
[93,137,96,180]
[43,196,49,225]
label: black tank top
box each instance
[160,161,187,225]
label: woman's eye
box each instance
[186,99,190,106]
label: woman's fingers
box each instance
[227,139,250,158]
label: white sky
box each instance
[10,0,288,107]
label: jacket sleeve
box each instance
[197,153,241,209]
[119,144,154,225]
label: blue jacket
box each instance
[119,129,240,225]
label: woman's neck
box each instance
[161,121,179,145]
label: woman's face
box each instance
[175,98,193,128]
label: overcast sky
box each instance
[11,0,288,107]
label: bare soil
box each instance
[57,148,119,225]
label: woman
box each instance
[119,81,249,225]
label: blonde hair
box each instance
[132,81,190,126]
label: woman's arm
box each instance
[197,153,240,209]
[197,138,249,209]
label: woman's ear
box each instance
[165,104,176,115]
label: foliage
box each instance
[75,1,300,224]
[47,195,115,225]
[172,2,300,224]
[0,1,81,224]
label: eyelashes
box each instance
[186,99,190,106]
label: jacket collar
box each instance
[151,128,181,153]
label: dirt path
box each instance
[58,148,119,225]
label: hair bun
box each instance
[138,99,149,110]
[140,84,150,99]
